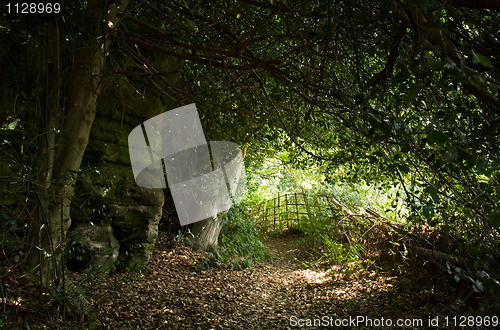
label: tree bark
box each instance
[190,215,224,250]
[24,0,130,287]
[409,246,467,264]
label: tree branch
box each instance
[365,26,406,89]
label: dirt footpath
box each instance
[89,232,451,329]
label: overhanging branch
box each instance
[365,26,406,89]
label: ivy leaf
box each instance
[428,185,440,203]
[455,128,468,146]
[444,146,458,163]
[488,68,500,83]
[472,280,484,292]
[7,119,19,130]
[423,204,434,220]
[427,130,448,144]
[488,213,500,228]
[403,82,421,105]
[472,51,493,69]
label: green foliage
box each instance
[0,309,12,328]
[175,228,195,243]
[294,186,370,271]
[1,0,499,316]
[245,151,404,271]
[322,167,410,222]
[211,203,269,269]
[445,261,500,313]
[245,152,326,206]
[245,156,298,205]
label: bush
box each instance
[213,203,269,269]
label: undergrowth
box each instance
[206,203,270,270]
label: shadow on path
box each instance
[89,232,452,329]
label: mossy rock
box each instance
[74,180,163,207]
[67,223,120,273]
[110,204,161,244]
[117,242,155,272]
[88,117,134,147]
[79,161,136,186]
[111,185,164,207]
[85,141,131,165]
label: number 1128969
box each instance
[6,2,61,14]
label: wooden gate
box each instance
[251,192,363,231]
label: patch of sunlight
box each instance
[329,287,357,300]
[294,268,332,284]
[6,296,23,306]
[301,179,318,190]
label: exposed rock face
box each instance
[67,223,119,272]
[70,155,164,271]
[0,33,182,273]
[69,54,182,272]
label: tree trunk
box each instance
[190,215,224,250]
[24,0,130,287]
[190,143,248,250]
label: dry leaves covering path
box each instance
[88,232,451,329]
